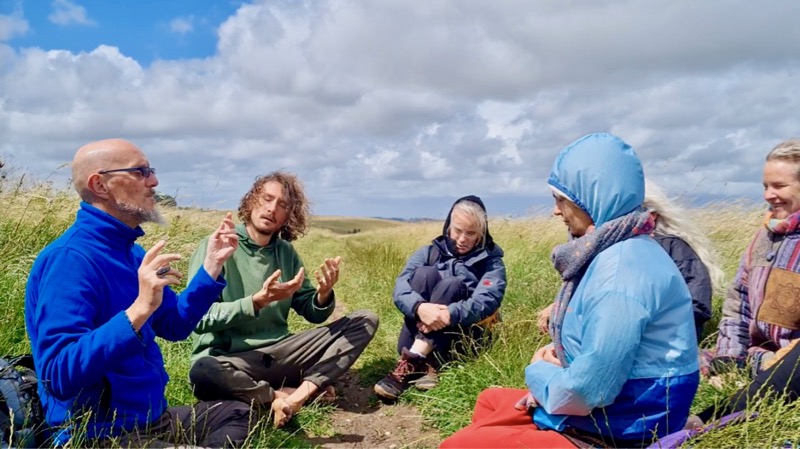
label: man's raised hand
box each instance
[314,256,341,305]
[129,240,182,330]
[203,212,239,279]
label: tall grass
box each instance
[2,165,798,448]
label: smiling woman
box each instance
[709,137,800,375]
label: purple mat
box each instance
[646,412,747,449]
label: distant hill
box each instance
[371,217,438,223]
[311,216,407,234]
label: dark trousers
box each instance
[397,266,484,363]
[190,310,378,406]
[111,400,252,448]
[698,341,800,422]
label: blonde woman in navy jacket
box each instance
[374,196,506,400]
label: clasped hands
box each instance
[416,302,451,334]
[253,256,342,311]
[514,344,562,412]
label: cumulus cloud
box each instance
[2,0,800,217]
[48,0,96,26]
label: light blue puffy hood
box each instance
[547,133,645,227]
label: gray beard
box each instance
[115,200,165,226]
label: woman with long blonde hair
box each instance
[644,180,725,341]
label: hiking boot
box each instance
[411,363,439,391]
[373,349,427,399]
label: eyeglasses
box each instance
[97,166,157,178]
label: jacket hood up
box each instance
[438,195,495,254]
[547,133,645,228]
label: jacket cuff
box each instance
[750,349,774,376]
[243,295,257,317]
[313,290,336,311]
[525,361,561,406]
[412,301,424,319]
[447,303,462,325]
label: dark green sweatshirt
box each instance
[188,224,334,364]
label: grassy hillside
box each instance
[2,171,797,448]
[310,215,406,235]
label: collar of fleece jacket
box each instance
[547,133,645,227]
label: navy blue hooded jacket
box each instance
[393,195,506,326]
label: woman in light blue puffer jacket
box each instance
[442,133,700,448]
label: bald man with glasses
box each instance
[25,139,252,447]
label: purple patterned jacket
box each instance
[715,226,800,373]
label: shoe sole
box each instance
[373,383,399,399]
[412,381,437,391]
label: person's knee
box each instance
[476,387,496,402]
[190,356,224,388]
[220,399,253,422]
[349,309,380,332]
[431,277,467,304]
[409,265,441,292]
[413,265,439,279]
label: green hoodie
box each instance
[188,224,335,364]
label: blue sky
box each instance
[1,1,798,218]
[1,0,241,63]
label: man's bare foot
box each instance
[274,387,297,400]
[271,397,294,428]
[313,385,337,404]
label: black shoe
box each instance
[374,349,426,399]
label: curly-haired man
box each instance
[187,171,378,427]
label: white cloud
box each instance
[170,16,194,35]
[0,13,28,41]
[2,0,800,217]
[48,0,95,26]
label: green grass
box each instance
[2,168,799,448]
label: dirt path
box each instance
[304,371,442,449]
[305,305,442,448]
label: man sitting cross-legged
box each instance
[188,171,379,427]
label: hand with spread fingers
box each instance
[202,212,239,279]
[314,256,341,305]
[252,268,305,311]
[129,240,183,330]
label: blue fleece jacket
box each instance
[24,202,226,439]
[528,133,700,442]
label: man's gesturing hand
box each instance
[314,256,341,305]
[128,240,182,331]
[203,213,239,279]
[253,268,305,311]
